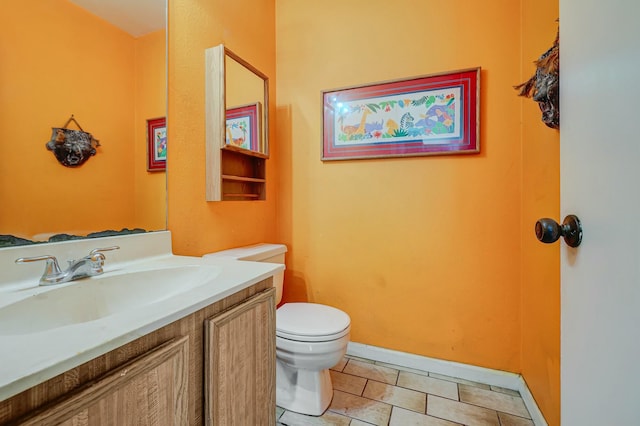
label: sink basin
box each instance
[0,264,220,335]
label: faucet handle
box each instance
[15,255,63,278]
[89,246,120,256]
[87,246,119,273]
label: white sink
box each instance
[0,232,285,403]
[0,264,220,335]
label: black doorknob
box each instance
[535,215,583,247]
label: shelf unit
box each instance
[221,149,266,200]
[205,44,269,201]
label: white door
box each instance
[560,1,640,424]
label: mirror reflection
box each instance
[0,0,167,244]
[225,51,269,158]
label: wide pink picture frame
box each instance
[322,68,480,161]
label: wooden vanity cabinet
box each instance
[205,288,275,425]
[0,279,275,425]
[17,336,190,425]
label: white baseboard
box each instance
[347,342,548,426]
[516,378,548,426]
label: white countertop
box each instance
[0,232,283,401]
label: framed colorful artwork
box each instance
[225,102,262,154]
[147,117,166,171]
[321,68,480,161]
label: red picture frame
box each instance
[322,68,480,161]
[225,102,262,154]
[147,117,166,171]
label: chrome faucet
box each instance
[15,246,120,286]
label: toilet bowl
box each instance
[203,244,351,416]
[276,302,350,415]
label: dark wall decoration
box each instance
[46,115,100,167]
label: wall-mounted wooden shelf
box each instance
[223,193,261,198]
[220,149,265,201]
[205,44,269,202]
[221,175,266,183]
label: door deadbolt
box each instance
[535,215,583,247]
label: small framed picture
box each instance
[147,117,167,171]
[225,102,261,153]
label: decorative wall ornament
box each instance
[46,115,100,167]
[514,26,560,129]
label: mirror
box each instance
[225,50,270,158]
[0,0,167,245]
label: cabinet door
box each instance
[19,336,189,426]
[205,288,276,425]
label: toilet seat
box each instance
[276,327,350,342]
[276,303,350,342]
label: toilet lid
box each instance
[276,303,351,342]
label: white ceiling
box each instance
[68,0,165,38]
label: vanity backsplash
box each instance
[0,231,172,291]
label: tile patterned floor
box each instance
[276,355,534,426]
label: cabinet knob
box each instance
[535,215,583,247]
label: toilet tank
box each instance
[203,244,287,304]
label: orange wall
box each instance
[520,1,561,424]
[0,0,165,239]
[167,0,277,255]
[166,0,560,422]
[276,0,522,372]
[134,30,167,231]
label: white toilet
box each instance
[203,243,351,416]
